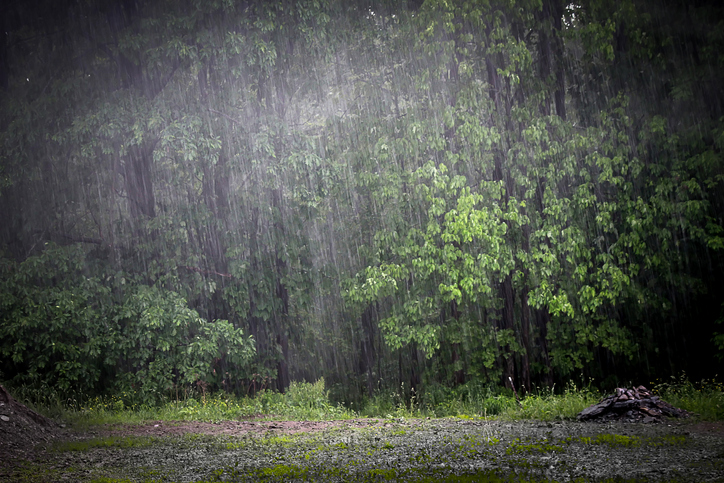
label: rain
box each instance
[1,0,723,481]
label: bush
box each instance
[0,243,256,405]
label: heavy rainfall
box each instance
[0,0,723,482]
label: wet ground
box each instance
[4,417,724,482]
[3,419,724,482]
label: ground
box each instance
[2,388,724,482]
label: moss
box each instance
[367,468,400,479]
[261,463,309,478]
[53,435,159,452]
[6,464,66,483]
[646,434,687,446]
[590,434,641,448]
[565,433,688,449]
[89,479,135,483]
[506,437,565,454]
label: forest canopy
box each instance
[1,0,723,404]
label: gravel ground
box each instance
[6,417,723,482]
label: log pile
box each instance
[577,385,690,423]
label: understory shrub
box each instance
[0,243,256,405]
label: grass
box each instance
[52,435,160,452]
[650,373,724,420]
[5,378,720,483]
[502,381,601,421]
[57,378,357,427]
[4,373,723,427]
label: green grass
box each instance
[0,377,356,428]
[357,380,601,421]
[59,378,357,427]
[650,373,724,420]
[5,373,723,427]
[52,435,160,452]
[501,381,601,421]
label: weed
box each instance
[651,373,724,420]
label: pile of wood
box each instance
[577,385,690,423]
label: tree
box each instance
[1,0,723,402]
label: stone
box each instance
[577,386,690,423]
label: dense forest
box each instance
[1,0,723,406]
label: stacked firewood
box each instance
[577,385,690,423]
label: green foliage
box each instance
[64,378,355,426]
[111,284,255,404]
[651,373,724,421]
[283,378,349,419]
[1,0,723,403]
[503,382,601,421]
[355,379,602,421]
[0,244,255,404]
[0,244,114,394]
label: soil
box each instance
[0,385,62,475]
[2,386,723,482]
[92,417,724,440]
[96,417,393,438]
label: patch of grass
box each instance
[0,381,85,421]
[566,433,687,448]
[53,435,159,452]
[506,437,566,454]
[502,380,601,421]
[57,377,356,427]
[6,463,67,483]
[358,379,601,421]
[651,373,724,420]
[8,372,723,428]
[586,433,640,448]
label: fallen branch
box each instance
[509,376,522,408]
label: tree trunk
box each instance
[123,143,156,226]
[360,304,378,398]
[536,308,554,386]
[0,12,8,91]
[273,189,290,393]
[501,275,516,389]
[274,273,290,392]
[540,0,566,120]
[450,301,465,385]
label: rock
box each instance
[577,386,690,423]
[612,399,637,410]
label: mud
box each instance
[5,417,724,482]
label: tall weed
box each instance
[652,373,724,420]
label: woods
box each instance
[1,0,723,406]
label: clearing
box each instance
[2,409,724,482]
